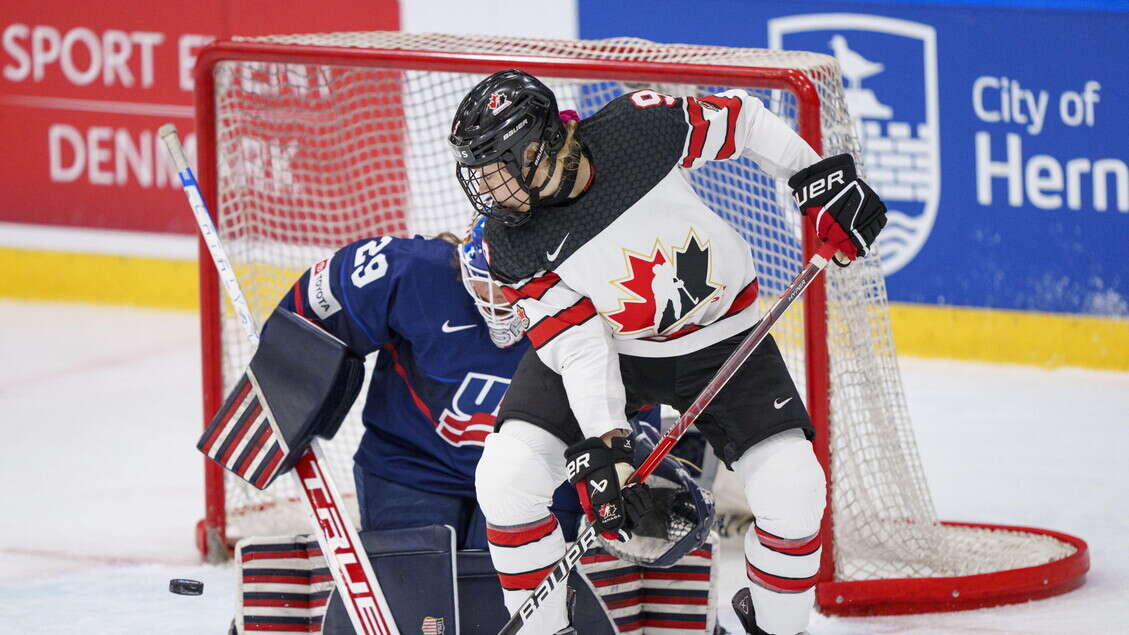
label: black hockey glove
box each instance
[565,436,654,542]
[789,154,887,265]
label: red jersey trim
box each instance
[526,299,598,349]
[700,94,742,160]
[681,98,708,168]
[291,280,306,317]
[506,272,561,302]
[383,343,435,422]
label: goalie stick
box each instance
[159,124,400,635]
[497,240,839,635]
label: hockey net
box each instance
[194,32,1087,614]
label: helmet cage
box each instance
[458,218,524,348]
[449,70,565,226]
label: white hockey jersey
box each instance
[484,89,820,440]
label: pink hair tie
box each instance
[559,109,580,122]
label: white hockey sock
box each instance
[733,429,825,634]
[486,515,570,629]
[476,420,571,632]
[743,524,820,634]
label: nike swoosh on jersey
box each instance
[546,233,570,262]
[441,320,478,333]
[773,397,793,409]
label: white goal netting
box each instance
[199,32,1074,590]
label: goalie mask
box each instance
[459,216,524,348]
[600,419,716,568]
[448,69,574,227]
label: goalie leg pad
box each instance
[322,525,459,634]
[453,549,616,634]
[581,530,720,633]
[476,420,571,631]
[732,428,825,635]
[233,535,333,635]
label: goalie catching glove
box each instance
[565,435,655,542]
[789,153,887,264]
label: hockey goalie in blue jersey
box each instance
[272,228,535,546]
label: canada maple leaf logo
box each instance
[605,241,665,336]
[604,230,721,337]
[598,503,619,520]
[487,92,509,114]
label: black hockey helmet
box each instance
[448,69,566,227]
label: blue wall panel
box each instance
[579,1,1129,316]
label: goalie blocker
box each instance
[198,308,365,489]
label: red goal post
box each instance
[192,32,1087,615]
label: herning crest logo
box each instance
[604,230,721,337]
[769,14,940,275]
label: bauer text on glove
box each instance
[788,153,887,261]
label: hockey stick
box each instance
[159,124,400,635]
[498,240,839,635]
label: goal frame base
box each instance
[816,521,1089,616]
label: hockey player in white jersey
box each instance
[449,70,887,634]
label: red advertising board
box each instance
[0,0,398,235]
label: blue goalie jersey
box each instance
[278,235,529,499]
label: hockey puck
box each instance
[169,578,204,595]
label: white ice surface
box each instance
[1,299,1126,634]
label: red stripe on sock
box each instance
[486,515,559,548]
[498,563,556,591]
[755,526,821,556]
[746,559,817,594]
